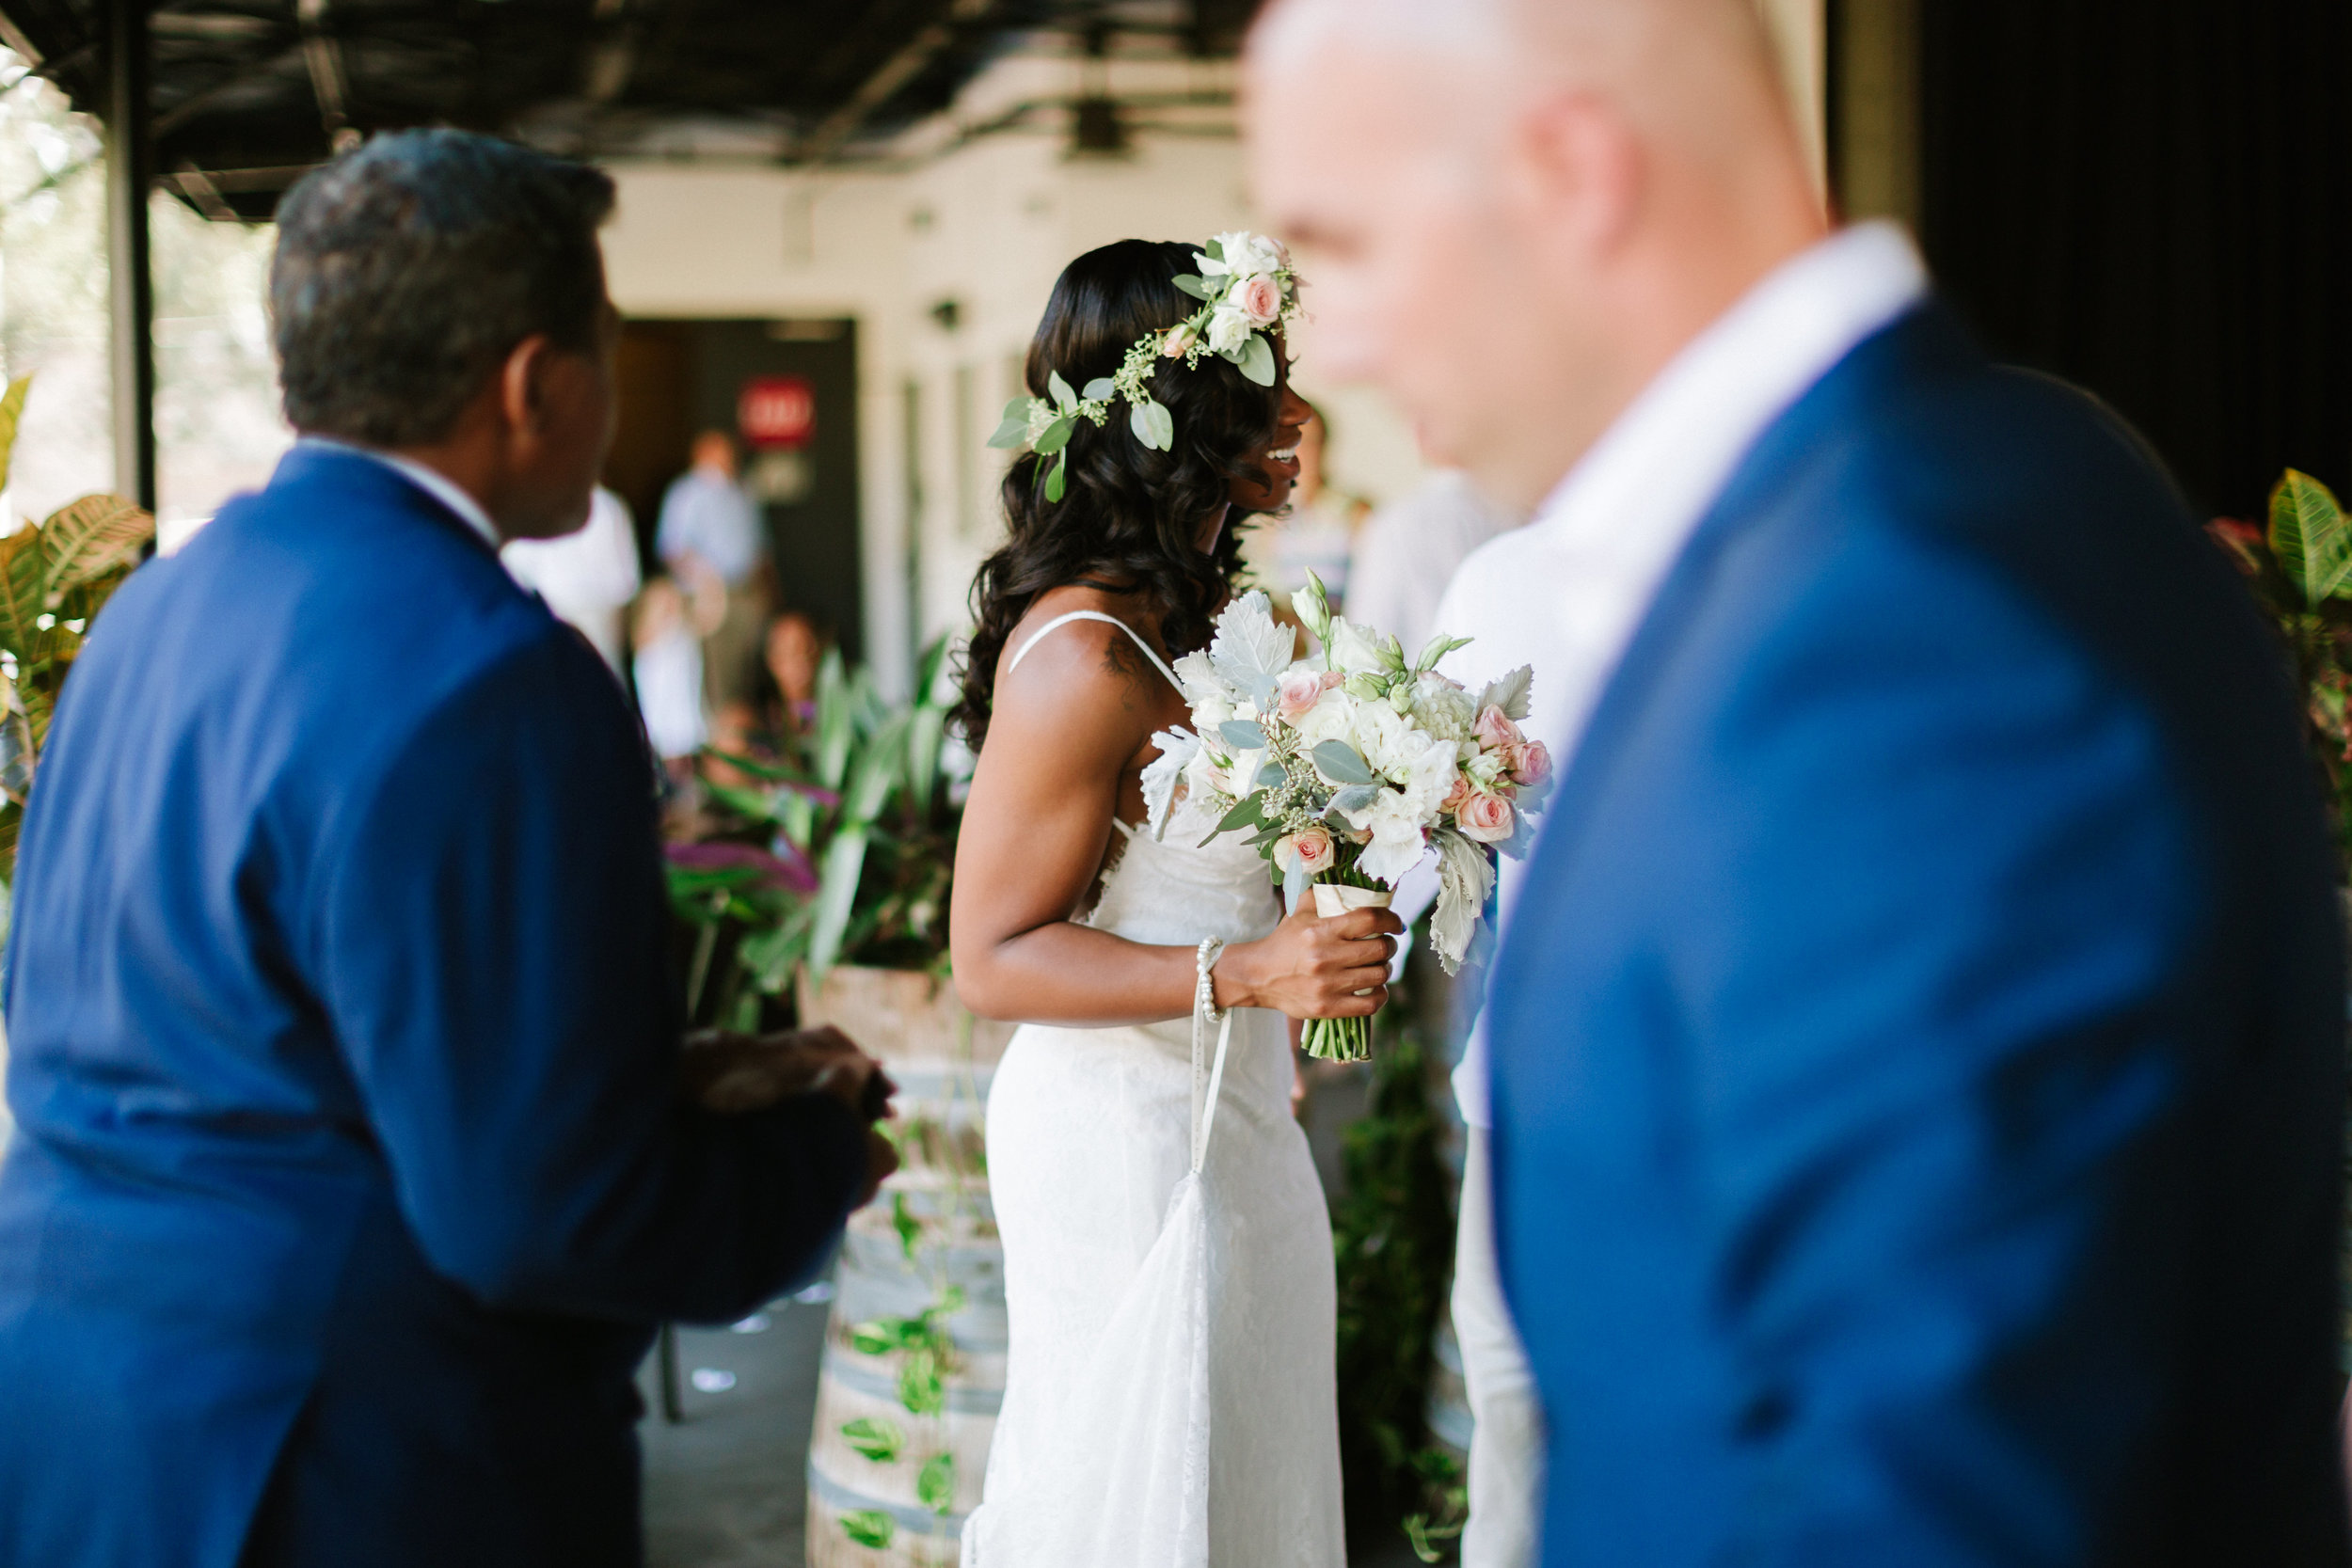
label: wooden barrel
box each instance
[801,965,1010,1568]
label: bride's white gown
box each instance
[962,613,1345,1568]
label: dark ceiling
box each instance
[0,0,1263,218]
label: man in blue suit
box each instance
[0,133,893,1567]
[1254,0,2347,1562]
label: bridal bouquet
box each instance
[1142,576,1549,1060]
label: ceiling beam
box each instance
[793,0,990,167]
[296,0,356,150]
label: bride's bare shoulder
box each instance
[992,589,1173,728]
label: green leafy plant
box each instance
[0,373,154,886]
[666,638,960,1029]
[2209,468,2352,874]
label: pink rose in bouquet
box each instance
[1275,826,1338,878]
[1474,704,1524,752]
[1455,789,1517,843]
[1509,739,1553,787]
[1276,669,1326,721]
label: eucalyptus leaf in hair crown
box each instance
[987,230,1305,502]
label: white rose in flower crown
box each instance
[1234,275,1283,326]
[1206,303,1255,356]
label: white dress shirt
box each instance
[300,436,501,550]
[501,487,644,673]
[1436,221,1929,1128]
[1346,471,1520,661]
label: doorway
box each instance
[608,318,866,662]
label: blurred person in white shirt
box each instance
[1345,469,1519,658]
[501,485,642,673]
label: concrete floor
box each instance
[638,1285,835,1568]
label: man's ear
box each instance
[1510,89,1644,258]
[498,333,556,439]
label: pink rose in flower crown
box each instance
[1162,323,1198,358]
[1234,274,1283,326]
[1474,704,1524,753]
[1275,669,1326,721]
[1455,789,1516,844]
[1509,739,1553,787]
[1275,826,1337,877]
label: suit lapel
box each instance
[1506,305,1968,900]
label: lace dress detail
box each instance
[962,615,1344,1568]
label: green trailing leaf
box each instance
[2271,469,2352,605]
[898,1347,946,1416]
[890,1190,922,1262]
[1170,273,1209,299]
[839,1510,895,1549]
[1034,416,1074,456]
[1081,376,1115,402]
[1043,453,1068,503]
[987,413,1031,449]
[1218,719,1268,750]
[840,1417,904,1465]
[1312,739,1375,785]
[1234,332,1277,387]
[917,1451,957,1514]
[0,375,29,498]
[1130,397,1175,452]
[1048,369,1077,411]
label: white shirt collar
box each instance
[1530,220,1929,578]
[299,436,502,549]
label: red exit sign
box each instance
[739,375,815,449]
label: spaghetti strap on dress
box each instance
[1004,609,1186,692]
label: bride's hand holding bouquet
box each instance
[1143,574,1549,1059]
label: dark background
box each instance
[1908,0,2352,522]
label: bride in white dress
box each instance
[949,238,1402,1568]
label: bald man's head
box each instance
[1245,0,1822,507]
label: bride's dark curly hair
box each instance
[952,239,1280,748]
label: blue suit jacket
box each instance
[1487,307,2348,1565]
[0,446,867,1568]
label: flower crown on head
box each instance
[987,230,1305,502]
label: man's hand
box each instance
[677,1025,897,1122]
[854,1126,899,1211]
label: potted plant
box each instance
[662,637,1006,1564]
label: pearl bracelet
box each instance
[1195,937,1227,1024]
